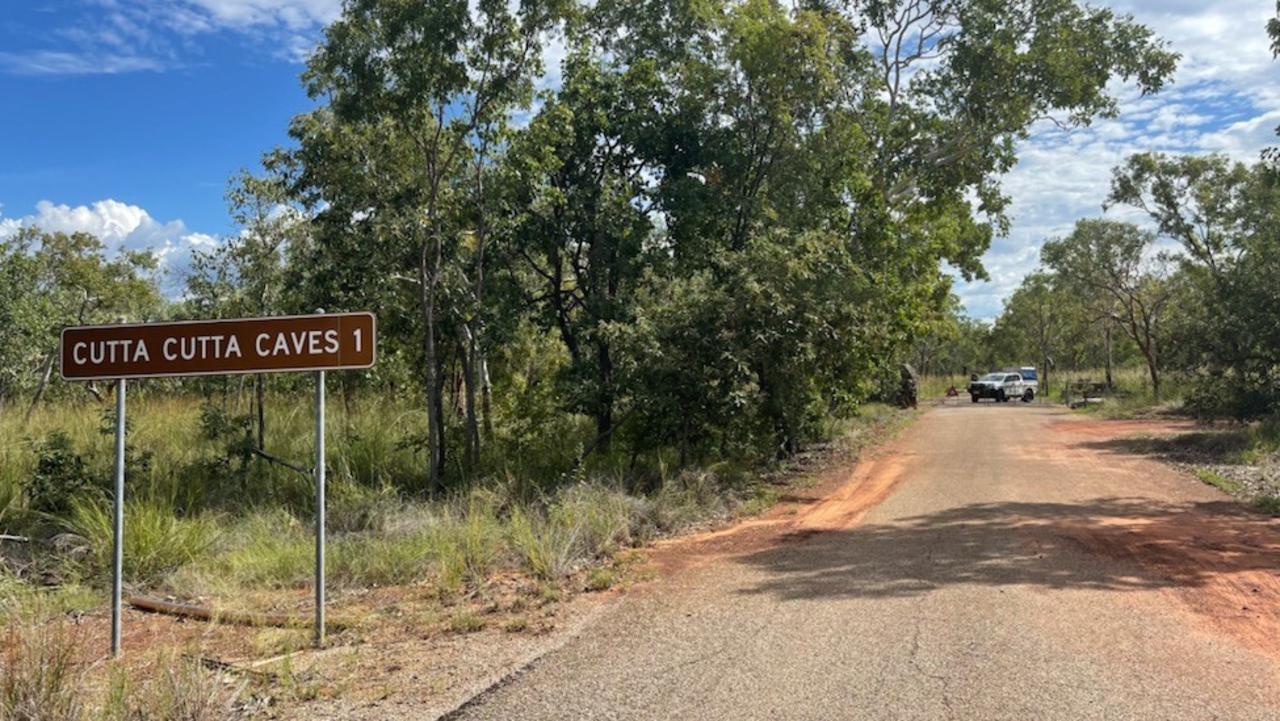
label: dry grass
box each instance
[0,611,247,721]
[1,614,85,721]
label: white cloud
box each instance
[0,50,167,76]
[176,0,342,30]
[1,1,343,75]
[0,200,217,294]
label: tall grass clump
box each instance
[0,571,97,625]
[101,655,245,721]
[551,484,636,558]
[508,506,582,581]
[429,495,505,593]
[1,613,85,721]
[329,531,432,588]
[66,498,220,585]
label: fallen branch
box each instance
[0,534,30,543]
[126,596,349,630]
[249,447,312,477]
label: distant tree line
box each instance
[916,4,1280,416]
[973,150,1280,417]
[2,0,1180,489]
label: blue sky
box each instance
[1,1,1278,317]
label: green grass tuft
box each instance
[1193,468,1244,496]
[66,497,221,585]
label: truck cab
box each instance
[969,368,1038,403]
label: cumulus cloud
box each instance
[951,0,1280,320]
[0,200,217,295]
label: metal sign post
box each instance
[314,365,326,648]
[111,376,126,658]
[313,310,328,649]
[59,312,375,658]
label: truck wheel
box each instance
[997,389,1007,403]
[971,394,979,403]
[1023,389,1035,403]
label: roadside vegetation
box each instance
[0,400,910,716]
[0,397,905,620]
[8,0,1280,713]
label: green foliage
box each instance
[1108,153,1280,418]
[0,227,160,406]
[1040,219,1172,397]
[272,0,1178,483]
[1255,495,1280,516]
[26,432,96,516]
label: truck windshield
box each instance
[980,374,1003,381]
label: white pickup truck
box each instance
[969,367,1038,403]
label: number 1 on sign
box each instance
[354,328,362,353]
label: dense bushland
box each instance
[0,0,1185,623]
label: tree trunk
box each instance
[460,333,480,472]
[594,340,614,453]
[1041,353,1050,406]
[254,373,266,450]
[422,242,445,492]
[1144,348,1161,401]
[24,348,57,424]
[1103,321,1114,390]
[479,354,493,440]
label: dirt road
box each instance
[449,405,1280,720]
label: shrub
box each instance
[25,432,94,516]
[1255,495,1280,516]
[1184,373,1275,421]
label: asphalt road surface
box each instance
[449,404,1280,720]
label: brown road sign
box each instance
[60,312,376,380]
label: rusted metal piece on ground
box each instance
[126,595,350,630]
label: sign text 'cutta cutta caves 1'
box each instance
[60,312,376,380]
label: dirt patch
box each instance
[1051,417,1200,438]
[1039,414,1280,658]
[644,441,912,577]
[1058,504,1280,659]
